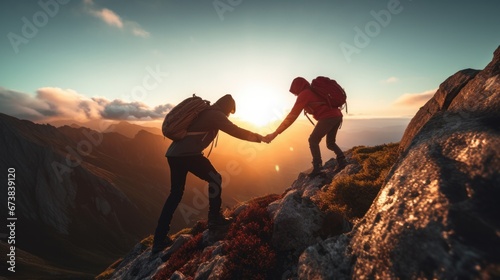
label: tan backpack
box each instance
[161,95,210,141]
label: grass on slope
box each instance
[317,143,400,221]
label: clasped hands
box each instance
[259,132,278,144]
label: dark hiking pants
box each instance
[154,155,222,243]
[308,116,344,166]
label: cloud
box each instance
[91,8,123,28]
[381,77,399,84]
[0,88,57,120]
[392,89,437,107]
[101,100,168,120]
[37,87,105,121]
[84,0,150,38]
[131,27,150,38]
[154,104,174,115]
[0,87,173,122]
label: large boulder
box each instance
[269,190,324,253]
[399,69,479,152]
[268,158,352,255]
[297,234,352,279]
[298,46,500,279]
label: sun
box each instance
[233,84,287,127]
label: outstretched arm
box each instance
[267,92,308,141]
[213,113,262,142]
[275,111,300,134]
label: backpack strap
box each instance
[206,132,219,158]
[304,111,315,126]
[185,132,207,136]
[185,131,218,158]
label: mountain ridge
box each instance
[0,113,171,278]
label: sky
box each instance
[1,0,499,126]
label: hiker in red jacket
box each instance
[264,77,347,175]
[152,94,264,254]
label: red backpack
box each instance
[310,76,347,112]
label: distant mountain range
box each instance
[103,121,162,138]
[0,113,171,278]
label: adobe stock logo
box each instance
[7,0,70,54]
[213,0,243,21]
[340,0,405,63]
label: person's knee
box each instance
[208,171,222,185]
[308,135,320,145]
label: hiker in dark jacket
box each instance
[264,77,347,176]
[152,94,263,254]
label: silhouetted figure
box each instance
[152,94,263,254]
[264,77,347,176]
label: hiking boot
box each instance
[151,237,173,255]
[208,213,232,229]
[333,156,347,173]
[309,162,323,177]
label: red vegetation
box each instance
[221,194,281,279]
[153,194,281,279]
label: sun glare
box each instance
[233,84,286,127]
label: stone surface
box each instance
[202,227,229,246]
[269,190,324,253]
[110,234,192,280]
[297,234,352,280]
[194,255,227,280]
[169,271,188,280]
[110,244,161,280]
[399,69,479,152]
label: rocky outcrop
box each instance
[267,159,353,265]
[269,190,324,253]
[268,160,337,254]
[298,46,500,279]
[399,69,479,152]
[108,235,193,280]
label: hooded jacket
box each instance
[275,77,342,134]
[166,94,261,157]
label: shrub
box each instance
[221,194,281,279]
[318,143,399,220]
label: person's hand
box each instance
[256,134,264,143]
[263,132,278,143]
